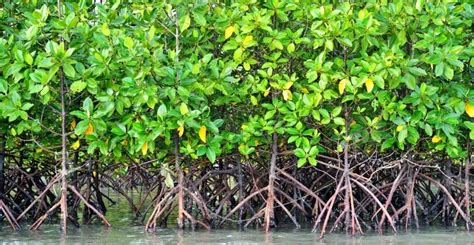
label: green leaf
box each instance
[381,138,396,151]
[192,63,200,74]
[398,129,408,144]
[70,81,87,93]
[444,65,454,80]
[21,103,34,111]
[206,147,216,163]
[111,124,126,136]
[408,67,427,76]
[333,117,345,126]
[294,148,306,158]
[435,62,445,77]
[0,79,7,94]
[337,37,352,47]
[83,97,94,117]
[38,58,54,68]
[273,40,283,50]
[25,53,33,66]
[404,74,417,90]
[29,84,43,94]
[297,158,306,168]
[74,120,89,135]
[424,124,433,136]
[180,14,191,31]
[332,106,342,117]
[193,12,207,26]
[157,104,167,118]
[233,48,243,60]
[63,63,75,78]
[26,25,39,40]
[308,157,317,166]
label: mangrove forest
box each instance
[0,0,473,239]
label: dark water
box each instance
[1,225,474,244]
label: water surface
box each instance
[1,225,473,244]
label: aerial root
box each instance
[28,183,110,231]
[0,200,20,230]
[30,199,61,230]
[351,178,396,233]
[16,175,60,221]
[68,185,110,227]
[145,184,210,232]
[420,174,472,227]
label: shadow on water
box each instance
[2,195,473,244]
[1,225,474,244]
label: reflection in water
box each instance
[59,234,66,245]
[0,225,473,244]
[264,231,271,244]
[177,229,184,245]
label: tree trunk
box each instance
[59,68,69,232]
[175,134,185,229]
[0,135,5,197]
[93,161,107,215]
[69,151,79,224]
[264,132,278,232]
[465,136,472,230]
[237,154,244,228]
[83,159,93,223]
[443,160,453,226]
[343,107,351,233]
[0,134,5,224]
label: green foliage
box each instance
[0,0,472,173]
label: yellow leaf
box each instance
[180,103,189,115]
[141,142,148,156]
[339,79,348,95]
[365,78,374,93]
[301,88,309,94]
[396,125,404,132]
[70,119,77,130]
[287,43,295,53]
[432,135,442,143]
[93,171,97,177]
[71,140,80,150]
[124,36,134,49]
[225,25,235,39]
[101,23,110,36]
[243,35,253,47]
[250,96,258,105]
[465,102,474,118]
[177,126,184,137]
[199,125,207,143]
[282,89,292,101]
[36,147,43,154]
[85,122,94,135]
[264,89,270,97]
[243,62,250,71]
[283,81,293,90]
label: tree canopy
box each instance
[0,0,473,234]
